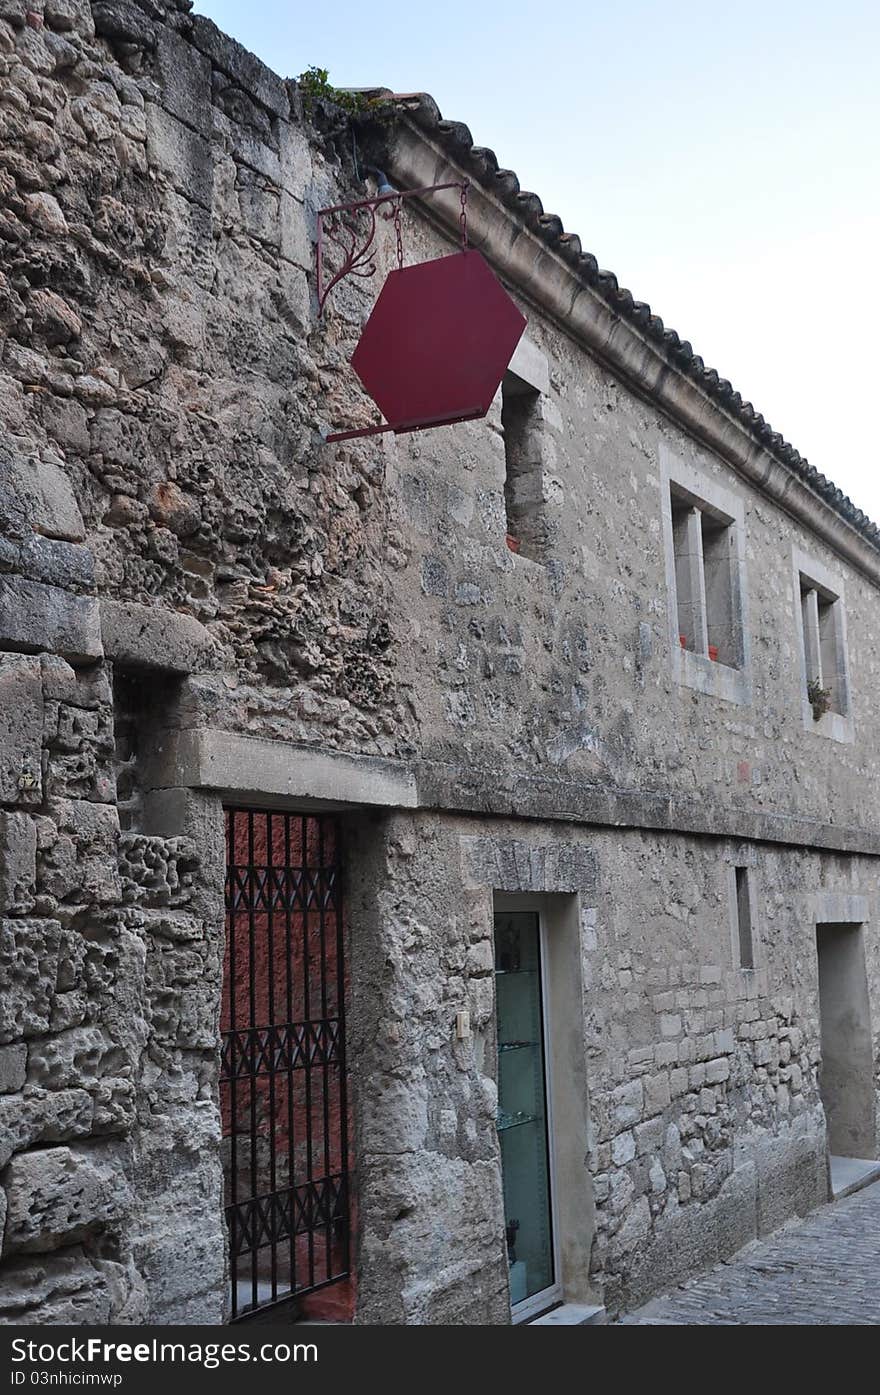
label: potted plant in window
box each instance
[807,677,832,721]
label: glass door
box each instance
[494,908,558,1318]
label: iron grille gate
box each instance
[221,808,349,1322]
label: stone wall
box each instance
[1,0,879,1327]
[346,813,880,1319]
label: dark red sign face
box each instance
[350,250,527,433]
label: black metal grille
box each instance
[221,808,349,1322]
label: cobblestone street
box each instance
[620,1181,880,1324]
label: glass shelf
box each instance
[499,1041,537,1054]
[496,1112,539,1133]
[494,968,537,977]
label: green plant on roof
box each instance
[296,67,368,116]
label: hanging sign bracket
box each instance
[316,180,469,316]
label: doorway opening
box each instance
[221,807,353,1322]
[815,922,877,1193]
[493,904,560,1320]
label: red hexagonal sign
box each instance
[349,250,527,435]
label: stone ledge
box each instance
[100,600,213,674]
[528,1302,606,1325]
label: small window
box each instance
[670,486,741,668]
[502,375,543,562]
[734,866,754,969]
[800,577,847,717]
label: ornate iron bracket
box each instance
[316,180,469,315]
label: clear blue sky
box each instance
[197,0,880,522]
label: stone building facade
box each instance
[1,0,879,1326]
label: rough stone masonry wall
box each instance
[0,646,227,1321]
[345,811,880,1320]
[2,0,880,1329]
[0,0,388,1323]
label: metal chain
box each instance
[459,181,469,251]
[393,197,404,271]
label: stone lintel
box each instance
[99,600,213,675]
[145,729,419,811]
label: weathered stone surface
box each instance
[38,801,120,907]
[8,536,95,593]
[26,1025,126,1093]
[92,1,156,49]
[100,599,213,674]
[0,919,62,1044]
[0,1089,94,1169]
[0,1247,145,1325]
[3,1142,131,1253]
[0,450,85,542]
[145,101,212,208]
[0,0,879,1334]
[189,13,290,118]
[44,0,95,39]
[154,22,212,137]
[0,1045,27,1095]
[118,834,198,907]
[0,577,101,663]
[0,655,43,806]
[0,812,37,914]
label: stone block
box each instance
[278,117,311,201]
[669,1066,689,1097]
[154,23,212,136]
[100,599,213,674]
[0,1246,145,1324]
[0,919,62,1044]
[10,536,95,593]
[3,1142,131,1253]
[40,654,111,710]
[0,1088,94,1169]
[611,1078,643,1129]
[189,14,290,118]
[39,801,120,906]
[0,1043,27,1094]
[280,187,312,270]
[0,449,85,542]
[213,106,281,184]
[644,1071,671,1115]
[145,102,212,210]
[0,812,37,913]
[26,1025,125,1093]
[611,1130,636,1165]
[92,1,156,49]
[118,833,198,908]
[0,654,43,806]
[0,577,102,663]
[45,1,95,39]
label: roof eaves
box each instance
[374,91,880,554]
